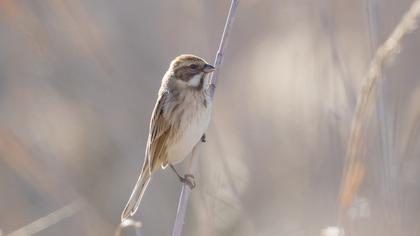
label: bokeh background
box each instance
[0,0,419,235]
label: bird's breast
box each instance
[165,92,211,164]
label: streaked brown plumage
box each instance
[121,54,215,221]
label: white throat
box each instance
[188,73,203,87]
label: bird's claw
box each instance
[180,174,196,189]
[201,134,206,143]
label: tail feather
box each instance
[121,164,151,222]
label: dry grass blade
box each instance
[6,199,83,236]
[171,1,239,236]
[339,0,420,222]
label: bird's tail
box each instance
[121,160,151,222]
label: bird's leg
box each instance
[201,133,206,143]
[169,164,196,189]
[169,164,183,180]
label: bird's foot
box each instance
[201,134,206,143]
[180,174,196,189]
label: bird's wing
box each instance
[121,91,172,221]
[145,91,172,171]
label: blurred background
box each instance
[0,0,419,235]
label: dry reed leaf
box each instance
[6,199,83,236]
[339,0,420,218]
[339,160,365,210]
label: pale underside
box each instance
[146,78,212,172]
[165,92,211,165]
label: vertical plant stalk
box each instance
[171,1,239,236]
[338,0,420,223]
[208,0,240,98]
[367,0,402,231]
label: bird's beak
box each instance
[203,64,215,73]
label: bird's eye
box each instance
[189,64,198,69]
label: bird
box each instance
[121,54,215,222]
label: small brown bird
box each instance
[121,54,215,221]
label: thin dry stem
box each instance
[6,199,83,236]
[338,0,420,223]
[171,1,239,236]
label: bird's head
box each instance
[168,54,215,89]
